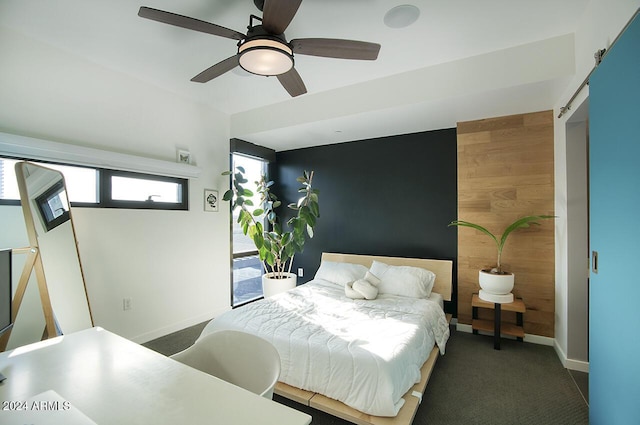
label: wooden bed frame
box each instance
[275,252,453,425]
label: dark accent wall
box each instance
[231,138,276,162]
[272,128,458,315]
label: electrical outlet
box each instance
[298,268,304,277]
[123,298,132,311]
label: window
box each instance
[0,156,188,210]
[0,158,20,201]
[102,170,188,210]
[231,153,268,306]
[0,157,98,205]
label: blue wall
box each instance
[273,128,458,315]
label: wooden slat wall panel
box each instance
[456,110,555,337]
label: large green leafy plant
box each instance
[222,167,320,279]
[448,215,554,274]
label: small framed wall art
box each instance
[204,189,218,212]
[177,149,191,164]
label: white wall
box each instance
[565,106,589,363]
[0,27,232,344]
[553,0,640,370]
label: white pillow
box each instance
[362,270,381,287]
[369,260,436,298]
[314,261,368,285]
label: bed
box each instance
[199,253,453,425]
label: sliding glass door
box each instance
[231,153,267,306]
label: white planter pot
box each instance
[478,269,514,303]
[262,272,297,298]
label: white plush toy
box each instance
[345,271,381,300]
[345,280,365,299]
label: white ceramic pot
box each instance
[478,269,514,303]
[262,272,297,298]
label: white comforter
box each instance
[199,279,450,417]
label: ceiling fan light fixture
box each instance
[238,38,294,76]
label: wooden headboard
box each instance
[321,252,453,301]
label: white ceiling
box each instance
[0,0,590,151]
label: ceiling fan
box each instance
[138,0,381,97]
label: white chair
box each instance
[170,329,281,399]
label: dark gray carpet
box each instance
[142,321,208,356]
[415,330,588,425]
[569,369,589,404]
[144,323,588,425]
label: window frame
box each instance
[229,148,273,308]
[100,169,188,211]
[0,155,189,211]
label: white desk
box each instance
[0,327,312,425]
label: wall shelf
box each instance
[0,132,201,179]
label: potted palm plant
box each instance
[449,215,554,303]
[222,167,320,297]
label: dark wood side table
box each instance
[472,294,526,350]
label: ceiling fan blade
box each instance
[191,55,240,83]
[277,68,307,97]
[261,0,302,34]
[138,7,245,41]
[291,38,381,60]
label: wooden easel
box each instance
[0,246,57,352]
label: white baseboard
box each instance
[565,358,589,373]
[455,323,473,333]
[554,340,590,372]
[457,323,552,346]
[524,333,555,346]
[455,323,588,371]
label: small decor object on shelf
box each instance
[177,149,191,164]
[204,189,218,212]
[449,215,554,303]
[222,167,320,297]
